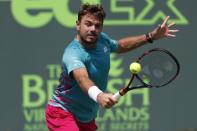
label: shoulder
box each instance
[100,32,111,40]
[65,40,84,54]
[99,32,117,43]
[63,40,88,61]
[99,32,119,52]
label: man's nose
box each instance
[90,25,96,31]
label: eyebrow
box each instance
[84,19,102,25]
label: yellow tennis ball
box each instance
[130,62,141,74]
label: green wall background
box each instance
[0,0,196,131]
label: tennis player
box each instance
[45,3,178,131]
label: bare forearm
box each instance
[76,75,95,93]
[116,16,179,53]
[72,68,96,93]
[117,34,148,53]
[72,69,103,102]
[72,68,117,106]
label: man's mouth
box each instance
[88,33,96,36]
[87,34,97,39]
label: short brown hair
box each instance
[78,3,106,21]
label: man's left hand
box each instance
[151,16,179,40]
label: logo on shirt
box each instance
[103,46,108,53]
[73,59,83,67]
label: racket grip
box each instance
[112,92,121,100]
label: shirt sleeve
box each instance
[62,48,86,75]
[101,32,119,52]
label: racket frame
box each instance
[113,48,180,99]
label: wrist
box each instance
[145,32,153,43]
[88,86,103,102]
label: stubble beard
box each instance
[78,32,98,45]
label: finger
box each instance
[161,16,170,27]
[105,101,114,108]
[105,97,114,105]
[156,24,161,31]
[105,104,111,109]
[166,34,176,37]
[168,22,176,28]
[168,30,179,33]
[109,97,118,104]
[102,100,112,108]
[104,105,111,109]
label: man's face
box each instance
[76,14,103,45]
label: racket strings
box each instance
[139,51,179,86]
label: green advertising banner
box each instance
[0,0,196,131]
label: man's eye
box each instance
[95,24,101,28]
[85,22,91,26]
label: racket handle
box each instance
[112,92,121,100]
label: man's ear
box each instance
[76,20,80,30]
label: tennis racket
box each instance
[112,48,180,100]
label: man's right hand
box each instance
[97,92,118,108]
